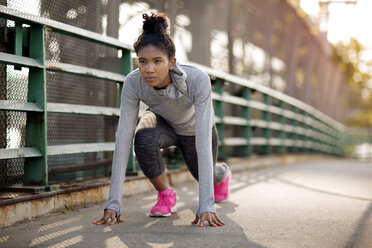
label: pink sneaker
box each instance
[150,188,177,217]
[214,163,231,202]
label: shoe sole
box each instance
[150,206,177,217]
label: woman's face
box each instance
[137,45,176,88]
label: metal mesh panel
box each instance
[0,0,123,185]
[0,64,28,186]
[0,158,24,187]
[46,64,120,182]
[1,0,106,33]
[41,1,121,183]
[0,110,27,187]
[271,113,280,123]
[5,110,26,148]
[46,71,120,107]
[40,1,106,34]
[47,113,118,146]
[0,114,5,149]
[47,112,118,182]
[45,31,119,72]
[6,65,28,101]
[48,151,113,184]
[3,65,29,151]
[0,14,7,153]
[39,1,121,183]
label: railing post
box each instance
[310,115,317,153]
[23,24,48,186]
[337,130,344,156]
[332,129,337,156]
[242,87,251,157]
[315,118,324,154]
[279,100,286,154]
[215,78,224,160]
[302,111,309,153]
[263,94,271,155]
[322,121,330,155]
[14,22,22,56]
[120,49,138,175]
[119,49,132,103]
[298,110,303,153]
[290,106,298,153]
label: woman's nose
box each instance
[146,63,155,73]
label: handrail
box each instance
[45,61,126,82]
[0,6,132,50]
[0,52,43,68]
[185,61,346,132]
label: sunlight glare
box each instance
[105,236,128,248]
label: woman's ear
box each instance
[169,57,177,70]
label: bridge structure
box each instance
[0,5,345,186]
[0,3,371,246]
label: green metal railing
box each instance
[0,6,133,187]
[0,6,346,189]
[185,61,345,160]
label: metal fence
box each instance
[0,6,132,187]
[0,0,349,123]
[0,5,345,189]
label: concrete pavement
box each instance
[0,159,372,248]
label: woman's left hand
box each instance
[191,212,225,227]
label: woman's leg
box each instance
[134,111,179,216]
[134,111,178,191]
[149,173,169,192]
[177,125,227,184]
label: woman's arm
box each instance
[193,72,216,217]
[104,77,140,216]
[193,71,224,227]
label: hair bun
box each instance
[142,13,169,35]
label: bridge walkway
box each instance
[1,159,371,248]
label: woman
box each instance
[94,12,231,228]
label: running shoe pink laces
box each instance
[214,163,231,202]
[150,188,177,217]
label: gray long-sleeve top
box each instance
[105,63,215,217]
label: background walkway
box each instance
[1,160,372,248]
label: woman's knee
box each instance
[134,128,158,156]
[134,128,164,178]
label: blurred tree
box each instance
[332,38,372,127]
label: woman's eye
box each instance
[138,60,145,64]
[155,60,161,63]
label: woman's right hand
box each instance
[93,209,125,226]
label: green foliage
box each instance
[331,38,372,128]
[331,38,370,85]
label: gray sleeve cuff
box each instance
[105,200,121,217]
[197,202,216,217]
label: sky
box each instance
[300,0,372,61]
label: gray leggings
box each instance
[134,110,226,185]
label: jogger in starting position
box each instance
[94,12,231,228]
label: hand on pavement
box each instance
[93,209,125,226]
[191,212,225,227]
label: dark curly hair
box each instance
[133,13,176,60]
